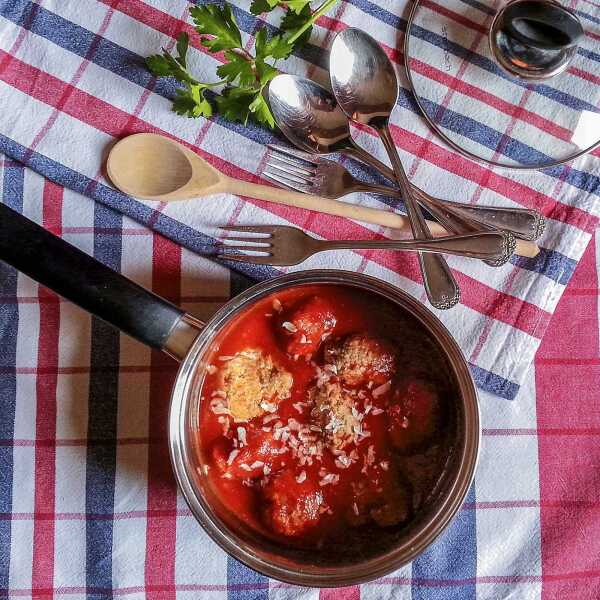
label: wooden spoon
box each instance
[106,133,538,258]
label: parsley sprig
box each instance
[146,0,338,128]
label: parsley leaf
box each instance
[146,1,340,129]
[172,84,213,118]
[250,0,281,14]
[285,0,312,15]
[147,33,214,119]
[280,5,313,50]
[175,31,189,67]
[216,51,255,87]
[249,92,275,128]
[190,4,242,52]
[255,28,293,60]
[215,87,256,124]
[255,59,279,86]
[146,48,195,84]
[146,53,175,77]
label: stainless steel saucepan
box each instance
[0,202,479,586]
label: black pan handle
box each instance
[501,1,584,50]
[0,202,188,354]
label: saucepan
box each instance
[0,202,479,586]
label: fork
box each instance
[218,225,516,267]
[264,145,545,242]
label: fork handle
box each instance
[347,150,505,269]
[317,232,511,261]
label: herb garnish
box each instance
[146,1,338,128]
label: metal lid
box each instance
[404,0,600,170]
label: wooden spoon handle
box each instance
[225,178,414,229]
[222,178,539,258]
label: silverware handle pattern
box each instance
[377,124,460,310]
[372,185,513,268]
[345,143,545,241]
[410,192,511,268]
[443,204,546,241]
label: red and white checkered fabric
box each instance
[0,0,599,597]
[2,160,600,599]
[0,0,598,399]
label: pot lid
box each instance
[404,0,600,170]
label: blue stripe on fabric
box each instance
[4,0,600,195]
[511,247,578,286]
[578,46,600,64]
[411,484,477,600]
[0,162,24,590]
[0,0,30,25]
[575,8,600,26]
[227,558,269,600]
[85,203,122,594]
[469,363,519,400]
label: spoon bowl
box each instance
[107,133,221,200]
[268,74,351,155]
[329,28,398,127]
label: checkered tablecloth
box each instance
[1,161,600,599]
[0,0,599,598]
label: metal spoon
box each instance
[329,28,459,309]
[267,74,544,242]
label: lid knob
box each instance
[490,0,584,80]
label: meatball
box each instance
[211,429,287,479]
[219,349,292,422]
[388,380,440,452]
[262,470,325,537]
[347,478,411,528]
[325,334,396,387]
[310,381,360,450]
[396,446,444,510]
[281,296,336,358]
[369,484,411,527]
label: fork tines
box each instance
[221,225,275,235]
[215,225,274,264]
[263,145,321,194]
[267,144,320,165]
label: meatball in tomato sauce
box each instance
[279,295,336,358]
[218,349,292,421]
[261,470,325,537]
[388,380,440,452]
[324,333,397,387]
[211,428,287,479]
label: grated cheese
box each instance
[237,427,247,446]
[372,380,391,397]
[227,449,239,465]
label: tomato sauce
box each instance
[197,284,456,548]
